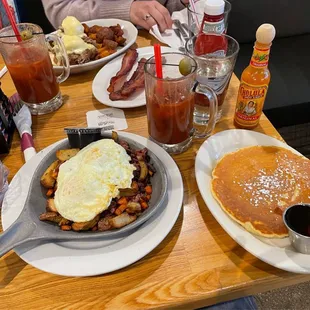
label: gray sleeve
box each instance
[42,0,134,29]
[164,0,186,14]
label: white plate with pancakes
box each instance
[92,46,178,108]
[53,18,138,75]
[1,132,183,276]
[195,129,310,274]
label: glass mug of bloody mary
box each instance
[0,23,70,115]
[185,33,239,122]
[144,53,218,154]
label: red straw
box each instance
[154,44,163,79]
[1,0,21,42]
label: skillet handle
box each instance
[0,220,37,258]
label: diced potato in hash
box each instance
[56,148,79,161]
[111,131,118,142]
[118,187,138,197]
[139,160,148,180]
[39,212,63,223]
[110,213,137,229]
[46,198,57,212]
[40,160,59,188]
[72,215,100,231]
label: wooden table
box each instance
[1,31,310,309]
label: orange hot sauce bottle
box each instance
[234,24,276,129]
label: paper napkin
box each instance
[149,9,188,49]
[86,108,128,131]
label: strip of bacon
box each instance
[107,46,138,93]
[109,58,147,101]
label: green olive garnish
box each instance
[179,57,192,76]
[20,30,33,41]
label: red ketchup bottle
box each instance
[194,0,227,56]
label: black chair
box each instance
[227,0,310,128]
[15,0,55,33]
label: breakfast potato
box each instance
[110,24,124,37]
[96,27,114,43]
[139,160,149,180]
[88,25,101,34]
[82,23,89,35]
[72,215,100,231]
[118,187,138,197]
[110,213,137,229]
[102,39,118,50]
[39,212,63,223]
[114,36,126,46]
[111,131,119,142]
[96,48,116,59]
[40,160,59,189]
[56,148,80,161]
[46,198,57,212]
[89,33,97,40]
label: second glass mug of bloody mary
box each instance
[185,33,239,123]
[144,53,218,154]
[0,23,70,115]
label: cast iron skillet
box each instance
[0,132,168,257]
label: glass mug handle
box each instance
[192,82,218,138]
[45,33,70,83]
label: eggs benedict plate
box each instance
[51,18,138,74]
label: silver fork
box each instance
[173,28,186,52]
[173,20,189,41]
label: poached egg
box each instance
[62,34,95,55]
[54,139,135,223]
[62,16,85,36]
[60,16,95,55]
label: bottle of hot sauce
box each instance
[194,0,227,56]
[234,24,276,129]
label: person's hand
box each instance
[130,1,173,32]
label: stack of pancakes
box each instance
[211,146,310,238]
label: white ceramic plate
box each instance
[53,19,138,75]
[92,46,178,108]
[2,133,183,276]
[195,129,310,274]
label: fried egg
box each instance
[54,139,135,222]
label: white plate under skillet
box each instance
[53,19,138,75]
[92,46,178,108]
[195,129,310,274]
[1,132,183,277]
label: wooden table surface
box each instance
[1,31,310,310]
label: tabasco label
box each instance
[234,82,268,127]
[250,46,270,68]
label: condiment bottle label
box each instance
[250,47,270,68]
[202,20,225,34]
[234,82,268,127]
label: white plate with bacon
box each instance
[92,46,178,108]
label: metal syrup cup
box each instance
[283,204,310,255]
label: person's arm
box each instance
[163,0,186,14]
[42,0,134,29]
